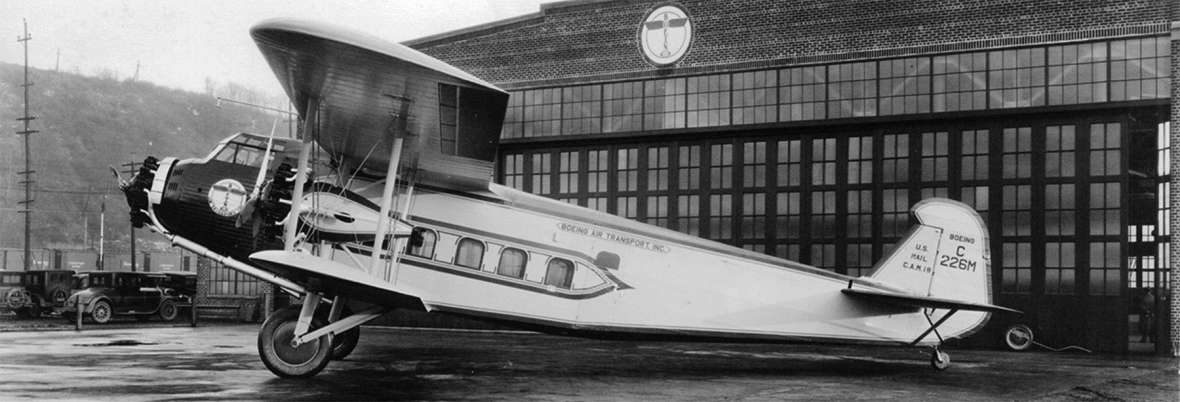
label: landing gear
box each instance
[332,326,360,360]
[257,306,332,378]
[929,348,951,370]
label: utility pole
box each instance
[16,19,37,272]
[98,194,105,270]
[121,160,140,272]
[132,61,140,82]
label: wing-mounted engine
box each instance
[118,156,160,228]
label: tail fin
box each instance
[867,198,992,306]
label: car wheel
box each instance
[158,300,179,322]
[5,288,27,309]
[257,306,332,378]
[91,300,113,324]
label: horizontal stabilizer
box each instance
[842,286,1021,314]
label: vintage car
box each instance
[161,272,197,304]
[2,270,74,318]
[62,271,179,323]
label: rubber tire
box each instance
[930,350,951,370]
[158,300,179,322]
[1004,324,1034,351]
[91,300,113,324]
[257,306,332,378]
[331,327,360,360]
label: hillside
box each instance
[0,62,282,251]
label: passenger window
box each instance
[214,144,237,163]
[234,146,263,166]
[543,258,575,289]
[454,238,485,269]
[497,248,527,279]
[406,228,437,258]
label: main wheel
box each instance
[90,300,113,324]
[332,327,360,360]
[930,349,951,370]
[158,300,179,322]
[257,306,332,378]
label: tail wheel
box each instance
[930,349,951,370]
[1004,324,1034,351]
[258,306,332,378]
[158,300,179,322]
[91,300,113,324]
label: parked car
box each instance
[62,271,179,323]
[2,270,74,318]
[161,272,197,304]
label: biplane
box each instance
[117,18,1019,378]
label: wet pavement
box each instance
[0,323,1176,401]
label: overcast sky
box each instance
[0,1,549,95]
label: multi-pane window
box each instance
[1089,183,1120,236]
[677,195,701,236]
[678,145,701,190]
[1089,123,1121,176]
[616,196,638,220]
[1002,185,1032,237]
[878,57,931,115]
[1045,125,1076,177]
[558,151,580,194]
[523,88,562,137]
[742,142,766,188]
[647,196,669,227]
[709,194,733,240]
[710,144,734,189]
[776,140,802,187]
[644,78,687,130]
[602,81,643,133]
[933,52,987,112]
[741,193,766,241]
[1002,242,1032,294]
[439,84,458,154]
[1089,242,1121,296]
[501,93,524,139]
[811,191,837,239]
[1110,37,1171,101]
[847,243,874,277]
[780,66,826,121]
[988,48,1046,108]
[561,85,602,135]
[208,264,262,296]
[502,154,524,190]
[881,189,909,238]
[1044,242,1075,295]
[960,129,989,181]
[647,147,670,191]
[1048,42,1107,105]
[920,131,948,182]
[881,134,909,183]
[531,153,551,194]
[775,192,801,241]
[960,186,989,213]
[733,70,777,124]
[811,138,837,186]
[1044,184,1076,236]
[848,136,873,185]
[811,243,836,270]
[686,74,731,128]
[847,190,873,238]
[827,62,877,118]
[587,150,609,212]
[617,148,638,192]
[1002,127,1032,179]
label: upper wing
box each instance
[250,18,509,190]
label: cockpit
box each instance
[204,132,297,167]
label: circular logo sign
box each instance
[639,4,693,66]
[207,178,248,217]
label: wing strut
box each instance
[283,97,317,251]
[369,137,404,275]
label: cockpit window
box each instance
[209,133,288,167]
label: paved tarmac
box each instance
[0,323,1176,401]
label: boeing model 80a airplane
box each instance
[116,18,1018,378]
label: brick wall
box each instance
[410,0,1172,87]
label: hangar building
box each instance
[407,0,1179,354]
